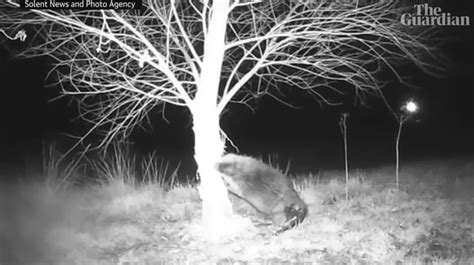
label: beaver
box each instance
[215,153,308,234]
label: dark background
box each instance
[0,2,473,179]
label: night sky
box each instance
[0,2,473,178]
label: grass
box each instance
[1,149,472,264]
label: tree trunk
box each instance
[191,0,241,241]
[192,110,236,240]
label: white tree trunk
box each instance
[192,110,236,240]
[191,0,243,241]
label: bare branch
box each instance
[218,0,442,111]
[0,28,27,42]
[1,1,208,147]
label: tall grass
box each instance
[41,142,86,191]
[90,143,138,185]
[38,141,182,192]
[90,143,182,188]
[141,151,181,188]
[265,153,291,175]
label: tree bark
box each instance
[191,0,238,241]
[192,110,236,240]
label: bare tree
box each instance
[1,0,440,240]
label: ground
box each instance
[1,156,473,264]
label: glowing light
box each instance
[402,99,419,114]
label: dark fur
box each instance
[215,154,308,234]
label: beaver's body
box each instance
[216,153,308,234]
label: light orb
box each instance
[402,99,419,114]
